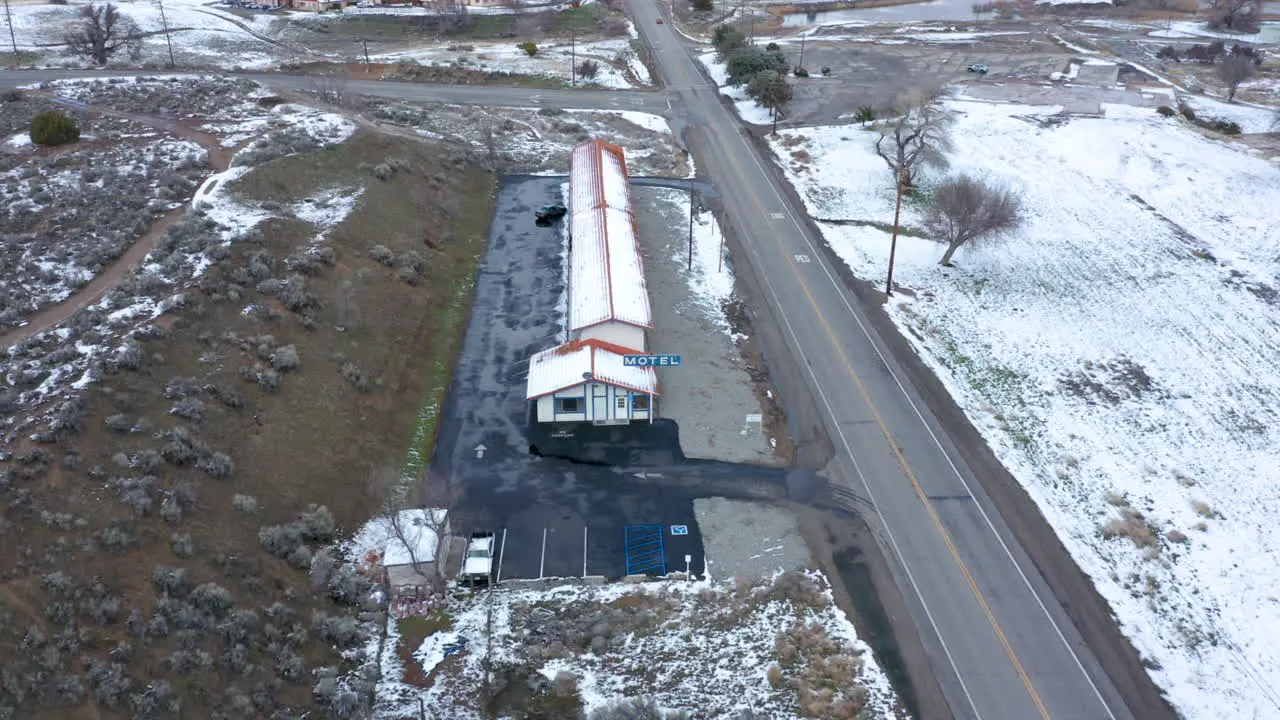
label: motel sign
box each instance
[623,354,682,368]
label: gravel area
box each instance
[694,497,811,580]
[631,185,774,465]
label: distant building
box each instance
[526,140,660,424]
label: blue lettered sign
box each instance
[623,354,682,367]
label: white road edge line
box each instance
[733,210,984,720]
[539,528,548,579]
[582,526,588,577]
[733,119,1119,718]
[497,527,508,585]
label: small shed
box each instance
[358,508,451,592]
[526,338,659,424]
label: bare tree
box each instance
[1207,0,1260,32]
[432,0,473,33]
[370,466,460,594]
[64,3,143,66]
[924,174,1025,266]
[1215,51,1255,102]
[308,72,348,106]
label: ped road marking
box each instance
[717,118,1118,720]
[715,148,1048,719]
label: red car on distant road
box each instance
[656,17,664,23]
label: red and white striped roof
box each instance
[525,339,659,400]
[567,140,653,333]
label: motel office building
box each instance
[525,140,660,425]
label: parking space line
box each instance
[539,528,548,579]
[582,526,588,577]
[496,528,508,584]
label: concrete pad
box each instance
[631,185,775,466]
[694,497,811,581]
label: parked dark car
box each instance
[535,203,568,224]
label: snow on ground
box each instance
[374,572,905,719]
[1148,20,1280,42]
[652,188,736,337]
[374,36,649,89]
[292,187,365,230]
[567,109,670,135]
[1179,94,1279,134]
[3,133,33,150]
[766,99,1280,720]
[1,0,286,69]
[698,51,775,126]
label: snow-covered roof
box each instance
[351,508,449,568]
[525,339,659,399]
[569,207,652,331]
[568,140,652,333]
[570,139,633,216]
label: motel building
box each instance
[525,139,660,425]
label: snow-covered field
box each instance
[375,35,651,89]
[1179,93,1278,134]
[1150,20,1280,42]
[766,99,1280,719]
[375,572,906,719]
[2,0,290,69]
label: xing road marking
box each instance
[710,109,1119,719]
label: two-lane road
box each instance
[623,2,1142,719]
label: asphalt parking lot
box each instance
[433,176,795,581]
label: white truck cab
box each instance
[462,532,495,586]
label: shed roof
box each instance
[525,338,659,400]
[356,508,449,568]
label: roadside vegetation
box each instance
[0,78,496,718]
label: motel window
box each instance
[631,395,650,411]
[555,397,581,414]
[616,396,627,410]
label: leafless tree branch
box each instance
[63,3,144,66]
[874,86,954,189]
[1215,52,1256,102]
[924,174,1025,266]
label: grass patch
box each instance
[306,4,614,42]
[818,217,930,239]
[398,611,456,688]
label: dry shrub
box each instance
[1191,500,1216,518]
[1105,491,1128,507]
[1099,509,1156,548]
[1166,529,1189,544]
[767,664,784,688]
[791,150,811,163]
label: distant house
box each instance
[526,140,660,425]
[526,338,658,423]
[359,508,451,592]
[291,0,353,10]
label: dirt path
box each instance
[0,97,252,350]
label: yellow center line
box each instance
[782,252,1052,720]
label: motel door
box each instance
[591,384,610,422]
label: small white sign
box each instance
[670,525,688,536]
[794,254,811,264]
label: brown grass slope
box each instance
[0,129,495,719]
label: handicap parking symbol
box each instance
[670,525,688,536]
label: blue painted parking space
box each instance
[624,525,667,576]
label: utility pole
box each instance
[3,0,18,57]
[688,187,696,272]
[570,27,576,87]
[363,39,371,71]
[885,168,906,297]
[156,0,175,68]
[798,32,806,71]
